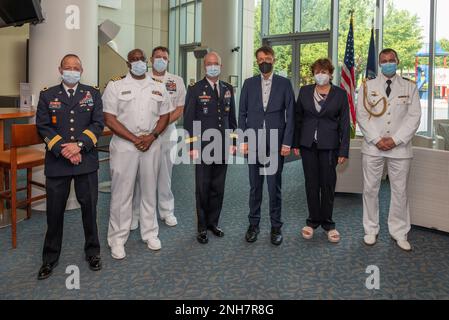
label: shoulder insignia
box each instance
[111,75,126,82]
[402,77,416,84]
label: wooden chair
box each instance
[0,124,46,248]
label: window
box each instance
[168,0,202,75]
[337,0,377,87]
[384,0,429,134]
[301,0,331,32]
[434,0,449,128]
[269,0,294,35]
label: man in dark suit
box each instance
[184,51,238,244]
[36,54,104,280]
[238,46,295,245]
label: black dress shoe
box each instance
[271,228,283,246]
[86,255,102,271]
[197,231,209,244]
[37,261,58,280]
[245,225,260,243]
[208,226,225,237]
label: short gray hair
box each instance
[204,51,222,65]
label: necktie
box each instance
[386,80,392,98]
[213,83,219,100]
[68,89,75,100]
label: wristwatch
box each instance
[151,131,160,139]
[77,141,85,150]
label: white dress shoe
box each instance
[111,245,126,260]
[147,237,162,251]
[396,239,412,252]
[130,219,139,231]
[163,215,178,227]
[364,235,377,246]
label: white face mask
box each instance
[314,73,330,86]
[62,70,81,85]
[153,58,168,73]
[206,65,221,78]
[130,60,148,76]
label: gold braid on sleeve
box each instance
[363,79,388,119]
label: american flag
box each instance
[340,13,357,137]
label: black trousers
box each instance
[300,143,338,231]
[248,156,285,229]
[195,163,228,232]
[43,172,100,264]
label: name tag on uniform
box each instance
[398,95,410,99]
[121,90,132,95]
[370,91,379,97]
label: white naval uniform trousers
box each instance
[132,71,186,224]
[102,73,173,246]
[356,74,421,241]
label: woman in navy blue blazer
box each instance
[292,58,350,243]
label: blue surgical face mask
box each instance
[153,58,168,73]
[130,60,148,76]
[62,70,81,85]
[206,65,221,78]
[381,63,397,77]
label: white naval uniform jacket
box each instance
[102,72,174,151]
[148,70,186,143]
[356,74,422,159]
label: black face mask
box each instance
[259,62,273,74]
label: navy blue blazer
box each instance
[238,74,295,149]
[293,84,350,158]
[36,83,104,177]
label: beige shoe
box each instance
[301,226,314,240]
[163,215,178,227]
[326,229,341,243]
[147,237,162,251]
[111,245,126,260]
[396,239,412,252]
[364,235,377,246]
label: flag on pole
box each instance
[340,12,357,138]
[366,22,377,80]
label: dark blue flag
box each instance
[366,27,377,79]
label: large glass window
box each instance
[299,42,329,86]
[169,0,202,75]
[301,0,331,32]
[384,0,429,134]
[434,0,449,133]
[337,0,376,87]
[272,44,293,79]
[269,0,294,35]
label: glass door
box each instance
[265,37,330,96]
[298,41,330,87]
[180,44,202,87]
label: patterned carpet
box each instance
[1,160,449,300]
